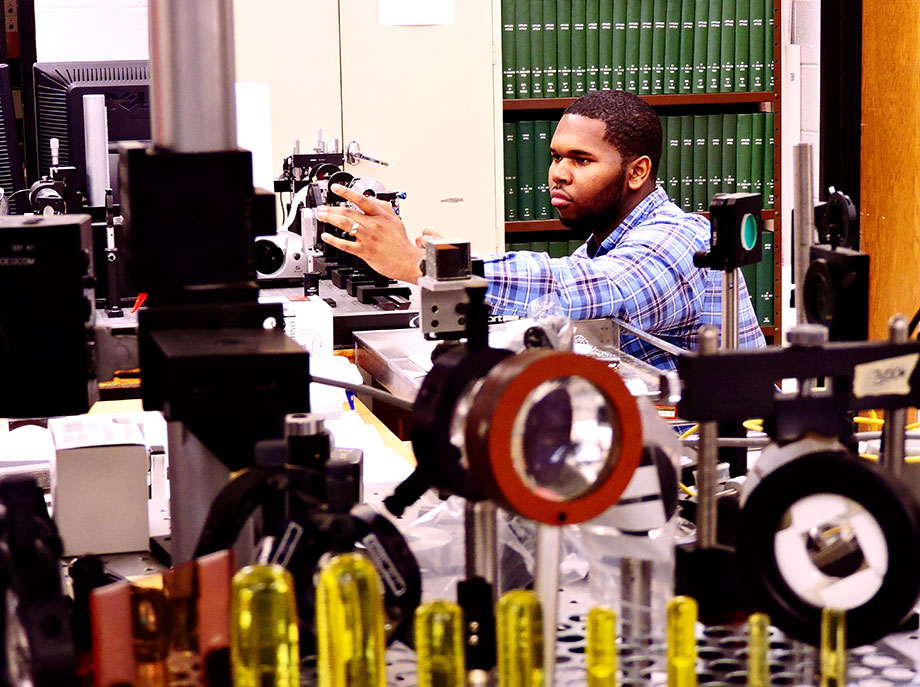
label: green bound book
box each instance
[733,0,750,91]
[586,0,600,91]
[721,113,737,193]
[599,1,613,89]
[765,0,774,90]
[740,262,757,316]
[515,0,531,98]
[509,242,530,253]
[517,120,536,220]
[680,116,694,212]
[534,120,552,219]
[736,113,753,195]
[664,0,682,93]
[502,0,516,99]
[719,0,735,91]
[572,0,587,95]
[764,112,775,208]
[651,0,667,94]
[543,0,558,96]
[658,116,669,192]
[751,112,765,204]
[530,0,544,97]
[613,0,628,89]
[548,241,569,258]
[567,239,583,254]
[624,0,641,93]
[531,240,549,254]
[678,0,695,93]
[557,0,573,96]
[638,0,654,95]
[757,229,774,325]
[666,115,681,204]
[707,115,722,206]
[503,122,517,221]
[749,0,765,90]
[692,114,708,212]
[705,0,721,93]
[692,0,709,93]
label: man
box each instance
[318,89,765,370]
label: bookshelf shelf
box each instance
[504,91,777,111]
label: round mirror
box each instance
[510,377,617,502]
[774,493,887,610]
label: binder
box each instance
[613,0,628,89]
[638,0,654,94]
[664,0,682,94]
[719,0,736,91]
[721,113,737,193]
[548,241,569,258]
[625,0,641,92]
[666,115,681,204]
[680,116,694,211]
[658,115,669,191]
[757,229,774,325]
[502,0,516,99]
[517,120,536,220]
[572,0,588,95]
[534,120,552,219]
[765,0,774,90]
[692,0,709,93]
[531,240,549,253]
[557,0,573,96]
[733,0,750,91]
[652,0,668,94]
[736,113,753,194]
[693,114,708,212]
[707,115,722,205]
[530,0,544,97]
[567,239,583,254]
[749,0,765,90]
[751,112,765,203]
[515,0,531,97]
[543,0,559,96]
[599,0,613,89]
[503,122,517,220]
[678,0,696,93]
[586,0,600,92]
[764,112,775,208]
[705,0,722,93]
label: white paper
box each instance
[378,0,454,26]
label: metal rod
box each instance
[620,558,653,645]
[881,315,909,475]
[696,326,720,550]
[721,268,740,349]
[310,374,415,411]
[682,436,771,448]
[148,0,237,152]
[535,524,562,687]
[793,143,816,324]
[612,317,689,357]
[464,501,497,585]
[82,94,110,207]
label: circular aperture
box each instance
[740,213,759,251]
[254,238,284,275]
[510,376,616,502]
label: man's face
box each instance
[549,114,629,233]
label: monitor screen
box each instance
[32,60,150,205]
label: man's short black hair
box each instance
[563,89,663,176]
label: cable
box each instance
[310,375,415,411]
[679,424,699,439]
[854,416,886,427]
[859,453,920,464]
[908,421,920,431]
[679,482,697,498]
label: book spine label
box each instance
[719,0,736,91]
[678,0,696,93]
[502,0,516,98]
[530,0,544,97]
[751,112,765,203]
[517,120,536,220]
[707,114,722,205]
[749,0,765,90]
[613,0,628,89]
[692,0,709,93]
[705,0,722,93]
[515,0,531,97]
[543,0,558,96]
[586,0,600,92]
[667,115,681,204]
[557,0,573,96]
[736,113,753,194]
[693,114,708,212]
[625,0,641,93]
[572,0,587,95]
[680,115,694,211]
[638,0,654,94]
[664,0,682,94]
[733,0,750,91]
[503,122,517,220]
[757,229,774,324]
[651,0,667,94]
[721,113,737,193]
[599,0,613,90]
[534,120,552,219]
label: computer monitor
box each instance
[32,60,150,205]
[0,64,26,213]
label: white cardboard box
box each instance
[48,416,150,556]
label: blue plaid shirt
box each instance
[481,187,766,370]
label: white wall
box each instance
[34,0,148,62]
[791,0,821,197]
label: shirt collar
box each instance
[586,187,669,257]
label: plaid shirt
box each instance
[481,187,766,370]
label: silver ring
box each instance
[348,221,361,236]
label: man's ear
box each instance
[627,155,653,190]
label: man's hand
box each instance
[318,184,426,284]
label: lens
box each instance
[740,213,758,251]
[773,493,888,609]
[509,376,617,501]
[254,238,285,275]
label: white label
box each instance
[852,354,919,398]
[362,533,407,597]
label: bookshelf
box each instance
[499,0,783,343]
